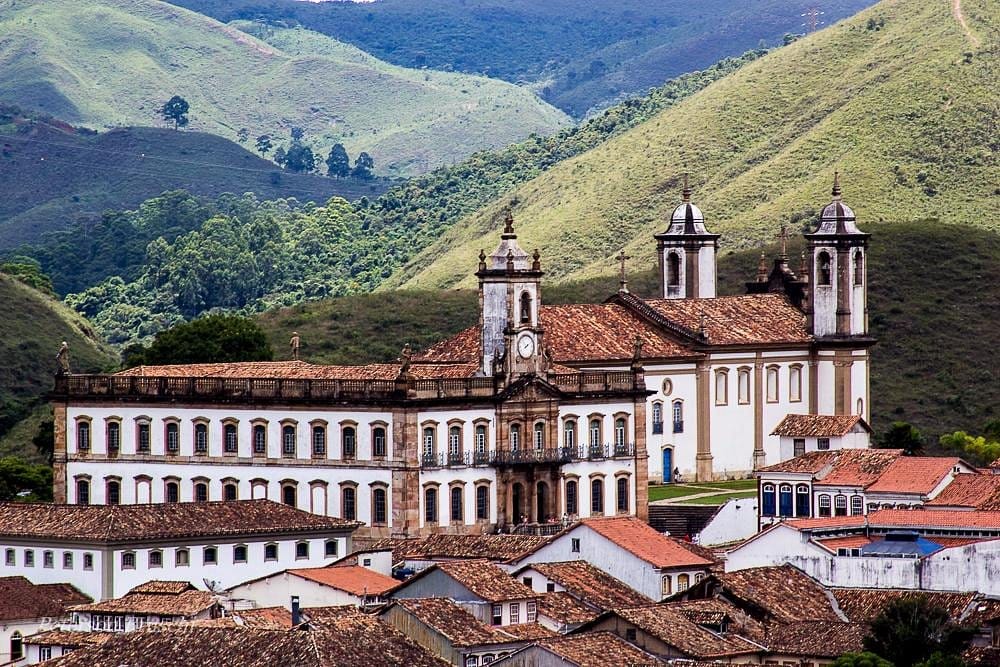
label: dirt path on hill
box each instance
[952,0,982,48]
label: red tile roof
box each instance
[129,581,195,595]
[117,360,478,381]
[814,535,872,553]
[429,559,537,602]
[389,598,519,647]
[0,577,90,621]
[643,294,811,346]
[371,534,552,563]
[0,500,358,542]
[72,589,218,617]
[520,561,652,610]
[709,565,842,623]
[832,589,976,623]
[758,450,840,474]
[814,449,903,488]
[869,508,1000,530]
[611,604,762,659]
[926,474,1000,508]
[537,592,601,625]
[291,565,399,597]
[24,630,113,648]
[865,457,963,495]
[771,414,871,437]
[785,515,869,530]
[580,516,714,569]
[535,631,663,667]
[764,621,865,657]
[194,606,293,629]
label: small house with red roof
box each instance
[227,559,401,610]
[772,414,872,460]
[508,516,714,601]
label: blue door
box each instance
[662,449,673,483]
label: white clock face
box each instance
[517,335,535,359]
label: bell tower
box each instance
[654,175,720,299]
[477,210,545,377]
[805,173,870,338]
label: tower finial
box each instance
[777,223,790,259]
[756,251,768,282]
[832,170,842,200]
[502,207,515,236]
[682,173,691,203]
[799,251,809,282]
[617,249,631,293]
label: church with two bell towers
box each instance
[51,174,872,538]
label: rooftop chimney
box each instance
[291,595,301,627]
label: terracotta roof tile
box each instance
[523,561,652,610]
[644,294,811,346]
[962,598,1000,626]
[966,646,1000,666]
[72,590,218,617]
[379,534,552,563]
[0,577,90,621]
[865,457,964,495]
[0,500,358,542]
[868,508,1000,530]
[535,631,664,667]
[926,474,1000,508]
[291,565,399,597]
[433,559,537,602]
[129,581,194,595]
[117,360,478,381]
[193,606,293,629]
[757,450,840,474]
[613,604,763,658]
[390,598,513,647]
[814,535,873,552]
[832,589,976,624]
[580,517,714,569]
[785,515,869,530]
[764,621,865,657]
[710,565,842,623]
[24,630,113,647]
[500,622,558,641]
[771,414,870,437]
[814,449,902,488]
[537,592,600,625]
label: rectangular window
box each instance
[325,540,338,558]
[789,366,803,402]
[84,553,93,570]
[818,438,831,451]
[137,423,150,452]
[63,552,73,569]
[39,647,52,661]
[738,370,751,405]
[253,425,267,455]
[204,547,218,565]
[374,427,387,458]
[851,495,864,515]
[4,549,14,566]
[766,367,779,403]
[715,370,728,405]
[526,601,537,623]
[312,426,326,456]
[793,438,806,457]
[546,583,556,593]
[509,602,519,624]
[121,552,135,569]
[149,551,163,568]
[24,550,34,567]
[43,551,54,568]
[836,495,850,516]
[491,604,502,626]
[224,424,238,453]
[571,538,580,553]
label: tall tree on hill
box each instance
[236,128,249,144]
[160,95,190,130]
[283,143,316,173]
[326,144,351,178]
[255,134,273,157]
[877,421,925,455]
[290,126,305,141]
[352,152,375,180]
[124,314,273,367]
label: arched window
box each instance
[715,369,729,405]
[194,422,208,453]
[424,487,438,523]
[203,546,218,565]
[176,548,190,567]
[165,481,179,503]
[282,425,296,457]
[476,485,489,521]
[253,424,267,456]
[533,422,545,450]
[136,420,151,453]
[738,368,751,404]
[77,421,91,451]
[817,251,832,285]
[106,421,120,452]
[566,480,578,516]
[223,423,238,453]
[857,398,864,416]
[449,425,462,460]
[422,427,436,458]
[761,484,776,517]
[588,419,601,449]
[835,495,848,516]
[233,545,248,564]
[148,550,162,568]
[778,484,793,517]
[373,426,388,458]
[651,403,663,433]
[106,480,120,505]
[563,420,576,448]
[341,486,356,520]
[263,544,277,561]
[854,250,864,285]
[282,484,297,507]
[818,494,832,517]
[76,479,90,505]
[851,495,864,516]
[616,477,629,513]
[509,424,521,451]
[789,365,803,403]
[672,401,684,433]
[677,573,690,590]
[295,542,309,560]
[342,426,356,459]
[194,482,208,503]
[310,425,326,457]
[614,418,627,451]
[520,291,532,324]
[474,424,487,455]
[766,366,779,403]
[165,421,179,452]
[223,483,238,501]
[667,252,681,287]
[661,576,672,596]
[10,631,23,661]
[450,486,463,522]
[795,484,810,516]
[590,478,604,514]
[372,487,387,525]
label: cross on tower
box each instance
[617,249,632,293]
[776,224,790,258]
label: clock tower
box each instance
[477,210,546,378]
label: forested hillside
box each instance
[0,0,568,176]
[0,106,386,248]
[389,0,998,289]
[255,222,1000,444]
[171,0,875,116]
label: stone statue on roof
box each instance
[55,341,70,376]
[289,332,301,360]
[399,343,412,375]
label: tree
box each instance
[352,151,375,179]
[125,314,273,366]
[160,95,190,130]
[273,146,287,168]
[326,143,351,177]
[282,143,316,173]
[878,421,925,455]
[290,126,305,141]
[255,134,273,157]
[0,457,53,502]
[236,128,249,143]
[834,653,893,667]
[864,596,974,667]
[32,419,55,466]
[940,427,1000,466]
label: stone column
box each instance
[633,398,649,521]
[695,360,713,481]
[808,354,819,414]
[833,352,853,415]
[391,407,419,536]
[752,355,766,470]
[53,403,68,504]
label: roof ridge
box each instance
[610,292,704,343]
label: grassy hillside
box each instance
[0,273,117,441]
[171,0,875,117]
[255,222,1000,444]
[389,0,998,290]
[0,107,388,248]
[0,0,569,177]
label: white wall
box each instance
[0,544,105,600]
[697,498,758,547]
[228,571,365,610]
[1,619,60,665]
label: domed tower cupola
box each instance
[804,172,871,338]
[654,175,720,299]
[476,209,546,377]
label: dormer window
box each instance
[519,292,532,324]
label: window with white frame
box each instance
[474,424,487,455]
[449,425,462,459]
[106,420,120,452]
[194,422,209,453]
[136,420,151,452]
[789,365,803,402]
[165,421,180,452]
[766,366,779,402]
[203,547,218,565]
[282,424,296,457]
[738,368,751,404]
[509,424,521,450]
[373,426,388,458]
[223,422,238,453]
[423,427,436,459]
[563,419,576,448]
[589,419,601,448]
[533,422,545,450]
[715,369,729,405]
[526,601,537,623]
[509,602,519,624]
[312,425,327,457]
[342,425,357,459]
[253,423,267,455]
[121,552,135,569]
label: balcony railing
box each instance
[672,421,684,434]
[652,422,664,435]
[419,444,637,469]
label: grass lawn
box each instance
[647,479,756,502]
[679,491,758,505]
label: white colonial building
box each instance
[49,174,873,539]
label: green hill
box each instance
[0,106,388,248]
[388,0,998,290]
[255,222,1000,445]
[0,0,569,177]
[0,273,117,444]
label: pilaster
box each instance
[752,355,766,470]
[53,403,68,504]
[633,398,649,521]
[836,246,852,335]
[833,351,853,415]
[391,407,419,536]
[695,360,713,481]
